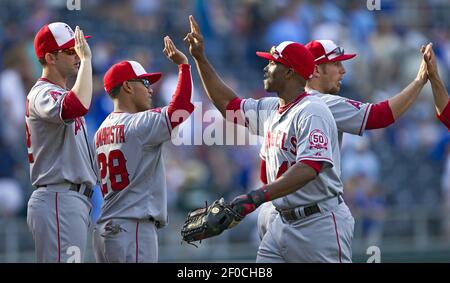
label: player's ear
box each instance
[122,81,133,94]
[312,65,321,78]
[285,68,294,79]
[44,52,57,65]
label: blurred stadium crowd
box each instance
[2,0,450,260]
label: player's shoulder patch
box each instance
[48,90,63,102]
[345,99,362,110]
[308,129,328,152]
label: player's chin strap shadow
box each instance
[180,200,209,248]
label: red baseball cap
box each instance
[103,60,162,94]
[34,22,91,59]
[256,41,315,80]
[306,40,356,65]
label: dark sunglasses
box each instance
[327,46,344,58]
[316,46,344,62]
[129,78,150,89]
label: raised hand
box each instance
[163,36,188,65]
[422,43,439,79]
[416,44,429,84]
[184,15,205,60]
[74,26,91,60]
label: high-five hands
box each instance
[421,43,438,79]
[184,15,205,60]
[163,35,188,65]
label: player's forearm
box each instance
[71,59,93,109]
[264,162,317,201]
[167,64,195,128]
[429,73,449,115]
[168,65,194,111]
[231,162,317,217]
[194,56,238,116]
[388,79,425,120]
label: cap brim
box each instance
[138,72,162,85]
[332,54,356,62]
[59,35,92,49]
[317,53,356,64]
[256,51,284,64]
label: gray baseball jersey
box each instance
[94,108,174,226]
[242,93,342,207]
[26,78,96,263]
[308,89,372,144]
[26,79,97,186]
[237,92,354,262]
[257,91,372,240]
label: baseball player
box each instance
[421,43,450,130]
[26,23,96,263]
[257,39,430,240]
[92,36,194,263]
[185,15,351,262]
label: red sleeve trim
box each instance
[300,160,323,174]
[61,91,88,120]
[366,100,395,129]
[167,64,194,129]
[358,104,370,135]
[437,101,450,130]
[299,156,333,163]
[260,159,268,185]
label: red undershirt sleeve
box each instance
[167,64,195,129]
[61,91,88,120]
[300,160,323,174]
[437,101,450,131]
[365,100,395,129]
[260,159,268,184]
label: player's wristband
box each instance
[248,186,270,208]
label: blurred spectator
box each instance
[368,16,403,87]
[0,45,30,149]
[0,178,24,217]
[344,174,386,246]
[264,2,308,47]
[342,135,380,183]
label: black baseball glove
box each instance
[181,198,243,245]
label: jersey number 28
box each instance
[97,150,130,195]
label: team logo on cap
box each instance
[64,24,74,37]
[309,129,328,151]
